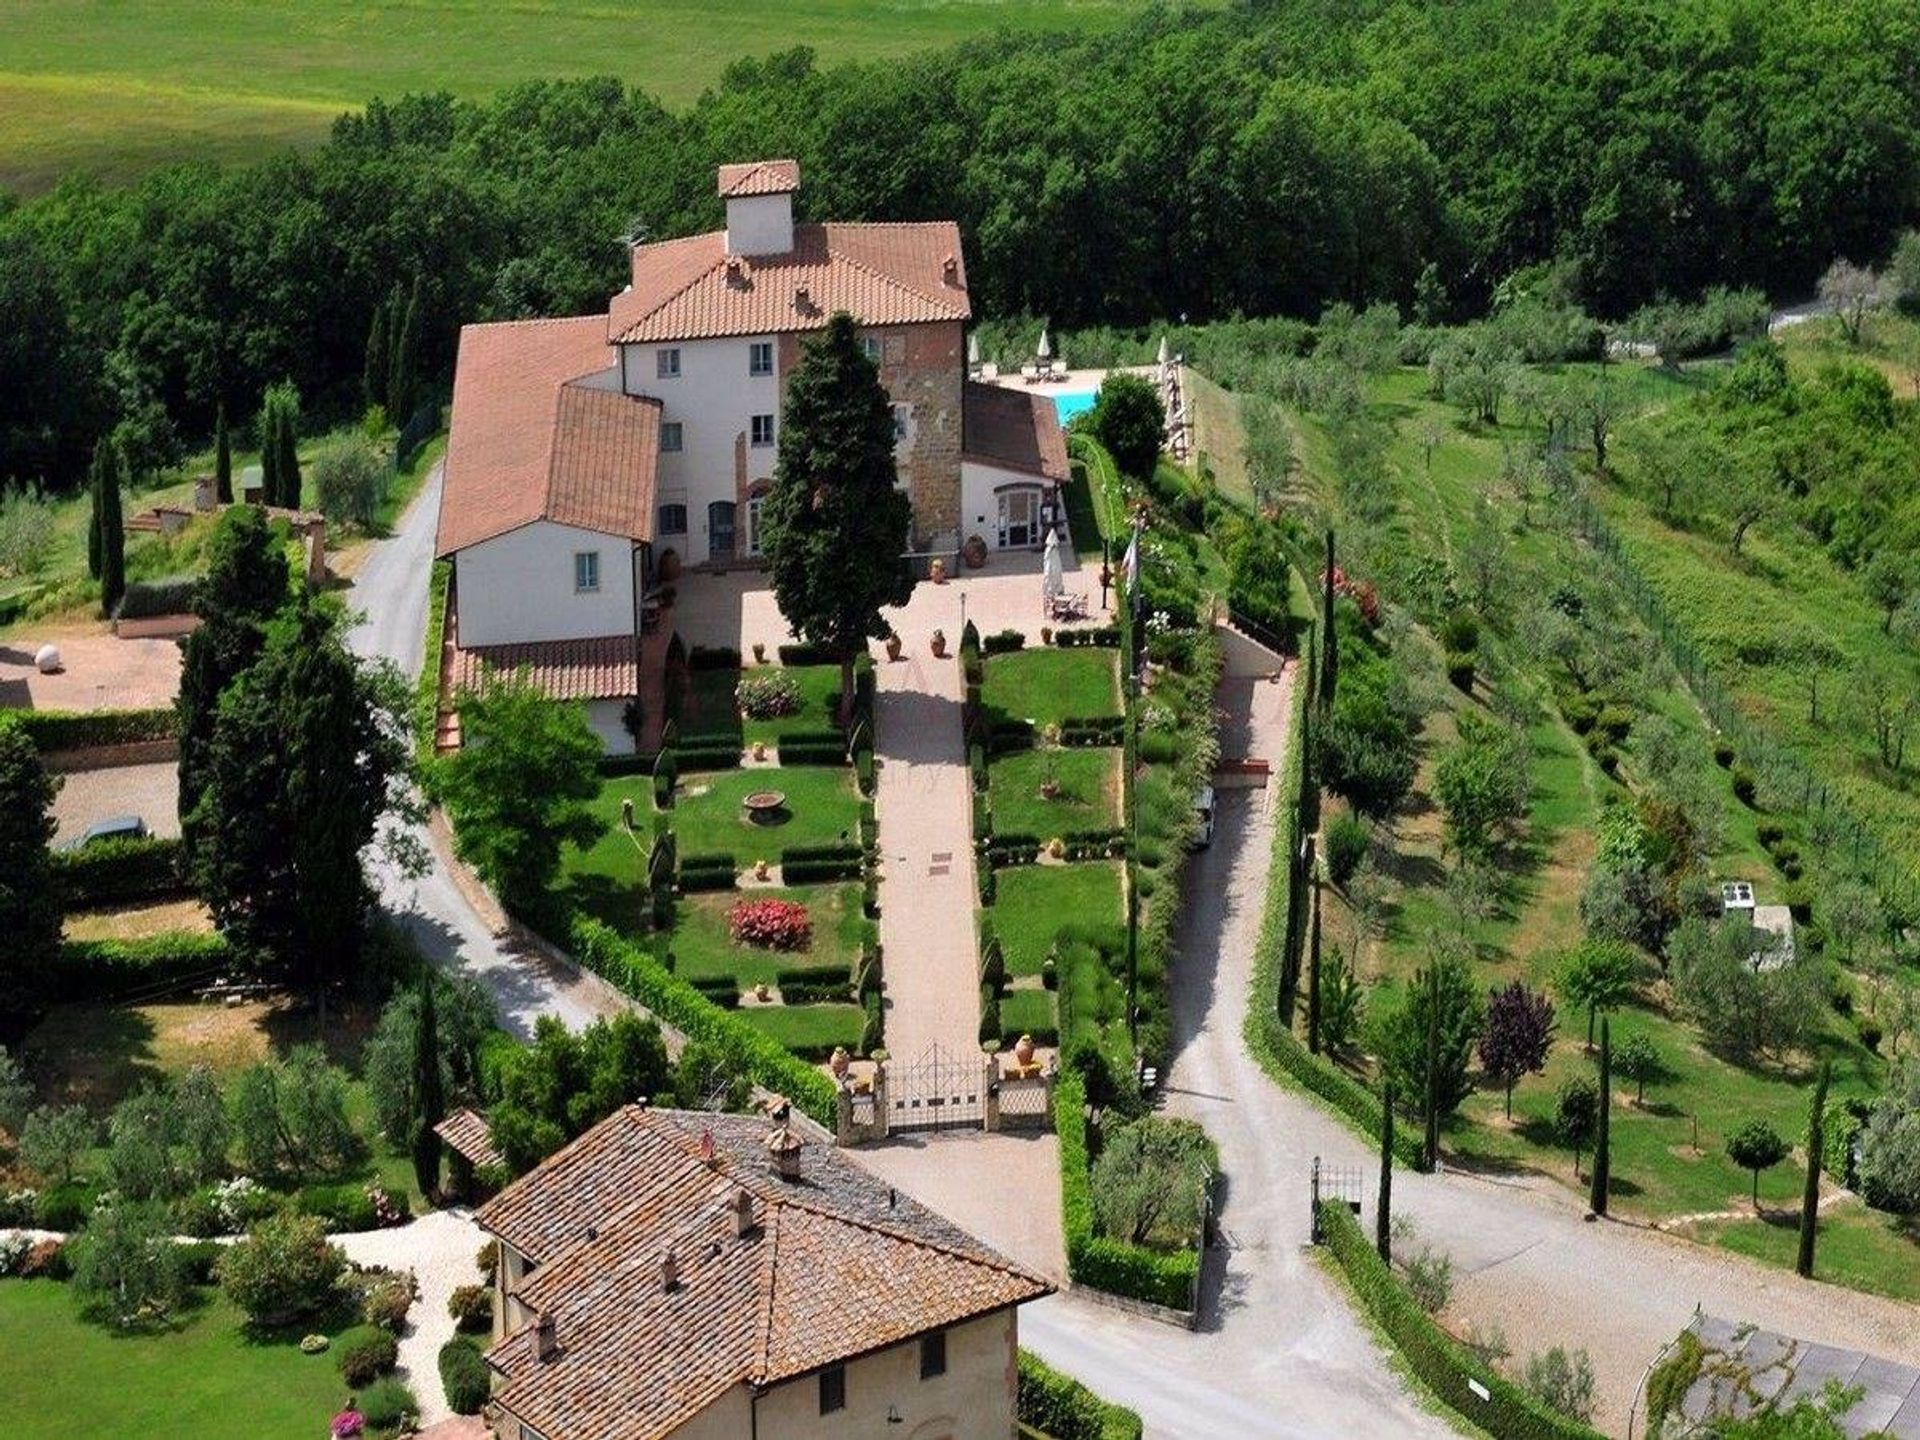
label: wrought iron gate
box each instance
[889,1045,985,1133]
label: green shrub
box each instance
[1594,705,1633,744]
[983,628,1026,655]
[979,987,1002,1046]
[53,835,187,910]
[1713,739,1736,768]
[218,1213,344,1326]
[117,574,199,619]
[1323,812,1370,887]
[1731,766,1757,806]
[856,749,875,795]
[1755,820,1786,848]
[50,932,232,1002]
[439,1337,491,1414]
[35,1182,95,1232]
[361,1274,414,1332]
[337,1325,400,1387]
[1445,651,1476,693]
[1017,1350,1143,1440]
[1318,1201,1601,1439]
[413,561,452,759]
[356,1377,419,1433]
[12,707,174,753]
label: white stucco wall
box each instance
[960,459,1052,551]
[725,193,794,256]
[620,335,782,564]
[749,1309,1017,1440]
[586,698,636,756]
[456,521,634,647]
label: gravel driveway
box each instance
[50,762,180,847]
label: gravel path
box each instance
[334,1208,486,1427]
[49,761,180,846]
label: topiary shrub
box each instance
[1323,812,1370,888]
[439,1337,491,1414]
[336,1325,400,1387]
[356,1377,418,1433]
[447,1283,492,1334]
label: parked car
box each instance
[1192,786,1216,849]
[61,815,149,851]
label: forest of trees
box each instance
[3,0,1919,496]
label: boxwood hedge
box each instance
[53,835,188,909]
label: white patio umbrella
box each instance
[1157,333,1171,366]
[1036,326,1053,362]
[968,332,981,366]
[1042,526,1065,605]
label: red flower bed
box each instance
[728,898,813,951]
[1326,564,1381,627]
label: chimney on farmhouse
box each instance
[661,1248,681,1292]
[765,1121,803,1182]
[720,159,799,258]
[732,1189,757,1237]
[534,1311,558,1362]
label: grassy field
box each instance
[0,1280,356,1440]
[0,0,1167,193]
[988,746,1121,837]
[982,646,1121,726]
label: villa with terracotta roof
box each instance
[475,1104,1052,1440]
[434,159,1068,751]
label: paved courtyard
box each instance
[0,625,182,712]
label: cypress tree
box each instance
[1377,1081,1394,1262]
[1590,1017,1611,1215]
[214,402,233,504]
[363,298,390,413]
[1422,965,1441,1170]
[1320,529,1339,709]
[389,277,420,422]
[86,437,110,578]
[1307,879,1323,1055]
[0,721,62,1015]
[97,442,126,615]
[276,407,302,509]
[256,395,280,506]
[412,977,445,1198]
[1797,1061,1831,1278]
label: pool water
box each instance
[1052,390,1097,425]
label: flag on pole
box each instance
[1122,525,1140,592]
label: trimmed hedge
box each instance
[52,932,232,1002]
[989,719,1037,754]
[54,835,188,909]
[1060,716,1126,746]
[780,843,864,883]
[1055,627,1122,648]
[438,1337,491,1416]
[679,742,744,773]
[982,628,1027,655]
[777,641,853,666]
[571,916,838,1127]
[1055,1071,1197,1312]
[12,707,175,753]
[1319,1201,1602,1440]
[413,560,451,758]
[117,573,200,620]
[776,737,850,766]
[1017,1351,1143,1440]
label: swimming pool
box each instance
[1052,390,1097,425]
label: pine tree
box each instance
[256,395,280,507]
[1307,879,1323,1054]
[1320,529,1338,709]
[1377,1081,1394,1262]
[97,441,126,615]
[363,298,390,414]
[86,437,111,578]
[1590,1016,1611,1215]
[214,402,233,504]
[1798,1060,1831,1278]
[760,311,914,722]
[1422,965,1441,1170]
[177,506,289,863]
[411,977,444,1198]
[0,721,62,1015]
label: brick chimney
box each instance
[732,1189,757,1237]
[534,1311,558,1362]
[661,1249,681,1292]
[765,1122,802,1182]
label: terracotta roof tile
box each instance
[437,317,660,557]
[718,159,800,197]
[478,1107,1050,1440]
[963,382,1069,482]
[433,1108,503,1171]
[608,222,969,344]
[451,634,637,704]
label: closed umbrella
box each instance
[1157,333,1171,366]
[968,333,980,366]
[1037,326,1053,362]
[1042,526,1065,606]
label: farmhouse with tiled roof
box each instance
[475,1104,1052,1440]
[434,160,1067,752]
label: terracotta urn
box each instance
[752,740,767,761]
[931,629,948,658]
[659,548,683,582]
[829,1046,851,1081]
[754,858,770,881]
[755,981,770,1002]
[1014,1034,1036,1067]
[753,642,767,663]
[885,632,903,662]
[961,534,989,569]
[931,558,947,585]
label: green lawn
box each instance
[678,664,844,747]
[991,861,1124,977]
[664,883,868,988]
[736,1002,866,1058]
[1685,1207,1920,1304]
[0,1281,357,1440]
[989,747,1121,838]
[982,648,1122,727]
[0,0,1171,192]
[999,987,1058,1045]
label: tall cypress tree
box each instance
[97,442,126,615]
[86,437,111,578]
[412,976,445,1198]
[1377,1081,1394,1262]
[1320,529,1339,709]
[0,721,61,1016]
[214,402,233,504]
[256,394,280,506]
[1590,1017,1612,1215]
[388,277,419,422]
[1422,965,1441,1170]
[363,298,390,414]
[275,407,302,509]
[1797,1061,1831,1278]
[1307,879,1323,1055]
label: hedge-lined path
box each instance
[334,1208,486,1427]
[871,642,981,1063]
[346,463,630,1038]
